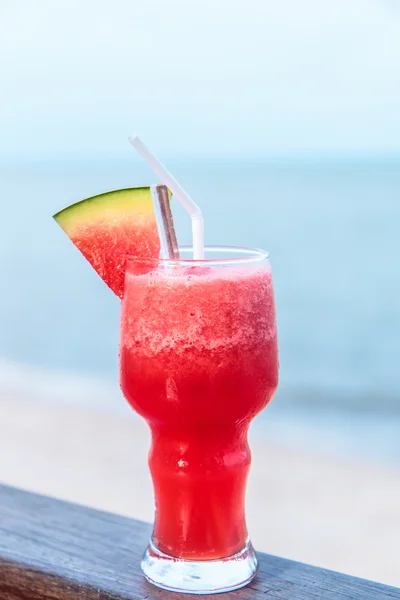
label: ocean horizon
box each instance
[1,157,399,464]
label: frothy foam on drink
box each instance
[122,265,277,359]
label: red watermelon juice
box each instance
[120,250,278,561]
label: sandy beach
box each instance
[0,395,399,588]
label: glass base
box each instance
[141,540,258,595]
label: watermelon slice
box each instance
[53,187,160,298]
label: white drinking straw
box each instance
[129,134,204,260]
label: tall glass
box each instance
[120,246,279,594]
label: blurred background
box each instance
[0,0,399,588]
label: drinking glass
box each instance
[120,246,279,594]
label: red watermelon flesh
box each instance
[53,187,160,298]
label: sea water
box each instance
[0,158,399,465]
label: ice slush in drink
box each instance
[120,255,278,560]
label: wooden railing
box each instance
[0,484,398,599]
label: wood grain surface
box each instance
[0,484,398,599]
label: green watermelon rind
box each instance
[53,187,154,231]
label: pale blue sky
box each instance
[1,0,400,159]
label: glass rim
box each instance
[126,245,269,267]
